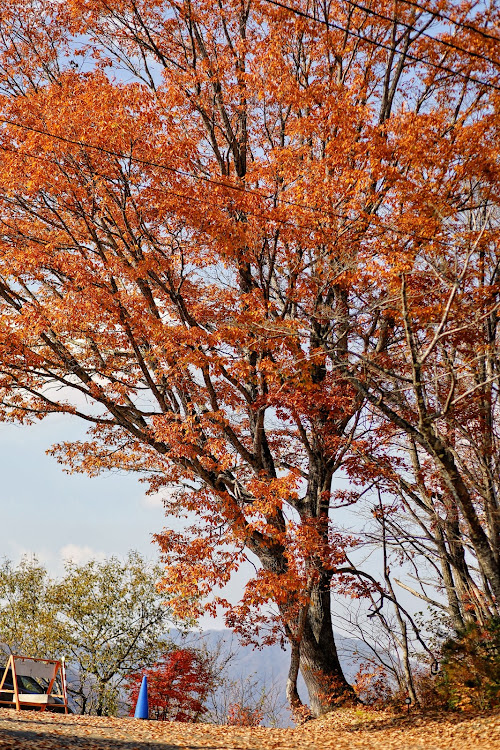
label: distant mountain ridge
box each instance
[188,627,369,683]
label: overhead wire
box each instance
[0,117,341,218]
[0,140,318,233]
[338,0,500,69]
[0,118,480,253]
[394,0,500,46]
[260,0,500,92]
[0,116,424,236]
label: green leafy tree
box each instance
[53,551,174,715]
[0,552,175,715]
[0,557,60,662]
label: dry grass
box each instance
[0,705,498,749]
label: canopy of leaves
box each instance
[0,557,59,661]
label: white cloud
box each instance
[140,487,178,509]
[59,544,106,565]
[5,542,54,567]
[141,491,165,509]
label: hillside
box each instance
[0,706,498,749]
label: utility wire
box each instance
[339,0,500,69]
[261,0,500,91]
[0,141,318,232]
[0,116,386,227]
[0,117,309,211]
[0,118,481,253]
[395,0,500,46]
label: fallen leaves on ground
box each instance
[0,706,498,750]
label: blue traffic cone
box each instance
[134,675,149,719]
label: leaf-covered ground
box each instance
[0,706,498,749]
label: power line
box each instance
[1,116,388,235]
[0,118,482,264]
[395,0,500,46]
[261,0,500,92]
[0,140,317,233]
[340,0,500,69]
[0,117,489,251]
[1,117,336,217]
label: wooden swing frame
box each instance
[0,655,68,713]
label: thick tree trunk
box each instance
[295,581,355,717]
[299,620,354,717]
[250,522,355,717]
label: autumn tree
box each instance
[0,0,498,716]
[126,648,214,721]
[335,142,500,632]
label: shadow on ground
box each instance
[0,715,263,750]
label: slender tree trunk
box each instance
[433,524,466,631]
[286,636,305,718]
[379,502,419,705]
[431,438,500,602]
[285,589,309,720]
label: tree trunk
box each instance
[249,506,355,717]
[430,437,500,603]
[295,580,355,717]
[286,635,306,718]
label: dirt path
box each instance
[0,707,498,750]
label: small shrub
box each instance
[226,702,263,726]
[126,649,213,721]
[353,663,394,707]
[436,617,500,710]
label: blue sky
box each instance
[0,413,252,628]
[1,414,167,572]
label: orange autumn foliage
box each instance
[226,702,264,727]
[0,0,498,717]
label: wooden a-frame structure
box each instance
[0,655,68,713]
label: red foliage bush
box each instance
[126,648,213,721]
[353,662,393,706]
